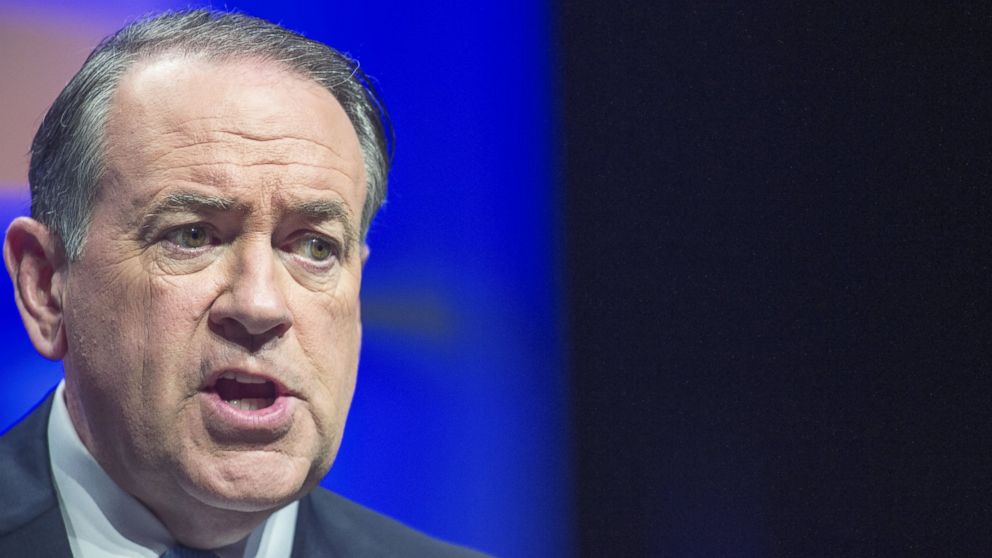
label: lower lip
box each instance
[199,391,296,442]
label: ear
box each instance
[361,243,370,266]
[4,217,68,360]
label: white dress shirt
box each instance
[47,380,299,558]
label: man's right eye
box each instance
[164,225,214,249]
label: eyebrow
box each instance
[138,191,358,257]
[154,191,242,213]
[139,192,243,240]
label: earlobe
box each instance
[361,243,370,266]
[3,217,68,360]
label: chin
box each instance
[178,449,320,513]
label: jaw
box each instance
[141,494,273,549]
[135,444,321,548]
[90,395,332,549]
[63,357,344,549]
[176,447,319,510]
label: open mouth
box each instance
[208,371,279,411]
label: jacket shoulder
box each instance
[292,487,489,558]
[0,393,72,557]
[0,394,59,534]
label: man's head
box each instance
[3,10,390,547]
[30,9,391,259]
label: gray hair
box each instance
[29,9,392,260]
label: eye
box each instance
[305,237,333,260]
[291,235,339,263]
[164,225,215,249]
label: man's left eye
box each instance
[294,236,338,262]
[165,225,215,249]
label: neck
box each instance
[145,500,268,550]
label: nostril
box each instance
[208,316,288,353]
[210,298,292,337]
[208,253,294,338]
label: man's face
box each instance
[60,57,367,515]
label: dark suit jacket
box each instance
[0,395,486,557]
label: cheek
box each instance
[304,287,361,360]
[62,258,166,459]
[74,270,218,411]
[66,261,152,374]
[294,289,361,423]
[134,275,226,417]
[144,274,219,340]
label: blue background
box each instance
[0,2,569,556]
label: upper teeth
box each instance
[220,371,268,384]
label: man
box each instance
[0,9,483,558]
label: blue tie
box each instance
[159,545,220,558]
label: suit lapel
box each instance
[291,493,332,558]
[0,505,73,557]
[290,490,370,558]
[0,392,73,557]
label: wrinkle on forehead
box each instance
[101,56,367,222]
[113,121,361,184]
[143,135,359,186]
[160,121,349,156]
[148,125,349,163]
[155,162,360,191]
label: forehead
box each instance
[102,56,366,214]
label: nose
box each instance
[209,242,293,350]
